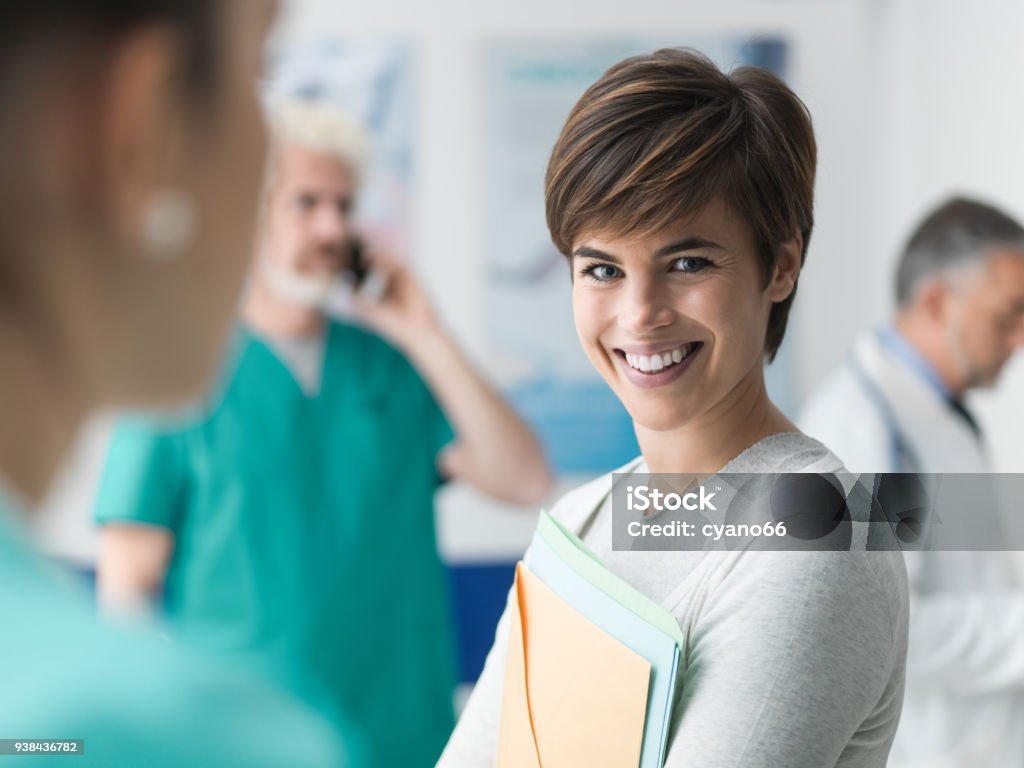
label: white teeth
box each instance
[624,344,696,374]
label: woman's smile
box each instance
[613,341,704,388]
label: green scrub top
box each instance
[0,488,352,767]
[95,320,457,768]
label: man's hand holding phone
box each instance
[345,237,390,303]
[348,243,443,354]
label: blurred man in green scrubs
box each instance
[94,98,553,767]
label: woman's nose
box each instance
[617,275,674,335]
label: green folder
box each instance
[537,510,685,649]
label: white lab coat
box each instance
[800,331,1024,768]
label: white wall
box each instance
[36,0,1024,563]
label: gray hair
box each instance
[895,196,1024,306]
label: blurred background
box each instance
[33,0,1024,691]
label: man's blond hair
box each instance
[264,97,372,189]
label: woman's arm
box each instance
[663,549,907,768]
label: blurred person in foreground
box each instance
[0,1,358,765]
[440,48,908,767]
[94,97,553,767]
[801,197,1024,768]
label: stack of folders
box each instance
[497,510,684,767]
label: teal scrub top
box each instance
[0,489,352,767]
[95,320,457,768]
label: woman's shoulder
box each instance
[725,431,847,474]
[547,455,644,530]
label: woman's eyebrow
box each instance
[654,237,725,258]
[572,238,725,262]
[572,246,620,263]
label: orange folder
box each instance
[497,563,651,767]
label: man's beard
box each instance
[260,255,340,309]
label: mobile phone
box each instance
[346,237,390,303]
[348,237,369,286]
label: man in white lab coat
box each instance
[801,196,1024,767]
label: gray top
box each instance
[438,433,909,767]
[252,327,326,396]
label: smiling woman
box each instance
[440,48,909,768]
[568,198,800,446]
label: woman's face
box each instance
[571,197,794,433]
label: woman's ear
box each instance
[97,27,188,252]
[767,232,804,303]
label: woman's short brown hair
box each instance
[545,48,816,361]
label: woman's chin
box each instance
[623,402,694,435]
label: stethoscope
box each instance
[846,350,924,474]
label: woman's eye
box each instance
[672,256,712,273]
[580,264,622,281]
